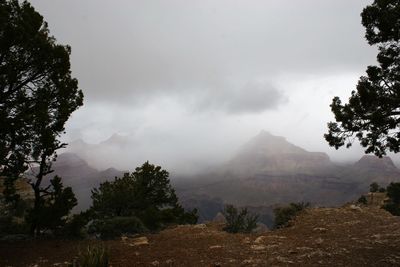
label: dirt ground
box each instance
[1,205,400,266]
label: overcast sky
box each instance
[30,0,389,171]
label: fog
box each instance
[30,0,396,173]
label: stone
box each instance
[150,260,159,266]
[209,245,223,249]
[254,235,267,244]
[313,227,328,232]
[251,244,267,250]
[130,236,149,246]
[193,224,207,229]
[349,204,362,212]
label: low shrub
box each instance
[74,244,109,267]
[222,205,258,233]
[357,195,368,205]
[273,202,310,229]
[383,182,400,216]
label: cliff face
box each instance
[227,131,333,176]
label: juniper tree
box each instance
[325,0,400,156]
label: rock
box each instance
[254,236,267,244]
[150,260,159,266]
[251,244,267,250]
[121,235,128,242]
[209,245,223,249]
[129,236,149,246]
[349,204,362,212]
[276,256,294,264]
[313,227,328,232]
[193,224,207,229]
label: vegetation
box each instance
[274,202,310,229]
[89,162,197,238]
[357,195,368,205]
[383,182,400,216]
[370,182,380,193]
[0,0,83,236]
[75,245,109,267]
[222,204,258,233]
[325,0,400,157]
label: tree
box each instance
[370,182,380,193]
[383,182,400,215]
[222,204,258,233]
[90,162,197,236]
[26,176,77,234]
[0,0,83,235]
[325,0,400,157]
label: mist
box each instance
[29,0,393,173]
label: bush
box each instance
[274,202,310,229]
[89,162,197,235]
[222,205,258,233]
[75,245,109,267]
[357,195,368,205]
[89,216,147,240]
[383,182,400,216]
[370,182,379,193]
[60,211,92,238]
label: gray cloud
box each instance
[194,82,286,114]
[30,0,376,110]
[29,0,395,172]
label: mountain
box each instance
[37,153,124,211]
[36,131,400,222]
[226,130,334,176]
[175,131,400,224]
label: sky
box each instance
[29,0,391,172]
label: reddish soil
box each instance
[1,205,400,266]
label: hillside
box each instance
[175,131,400,223]
[2,205,400,266]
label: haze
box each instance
[30,0,394,173]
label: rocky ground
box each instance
[1,205,400,266]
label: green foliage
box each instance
[89,216,147,240]
[383,182,400,215]
[90,162,197,236]
[325,0,400,157]
[222,205,258,233]
[61,211,92,239]
[357,195,368,205]
[274,202,310,229]
[76,245,109,267]
[370,182,379,193]
[26,176,77,234]
[0,0,83,235]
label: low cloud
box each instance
[194,82,286,114]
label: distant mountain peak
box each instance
[355,155,398,171]
[239,131,306,155]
